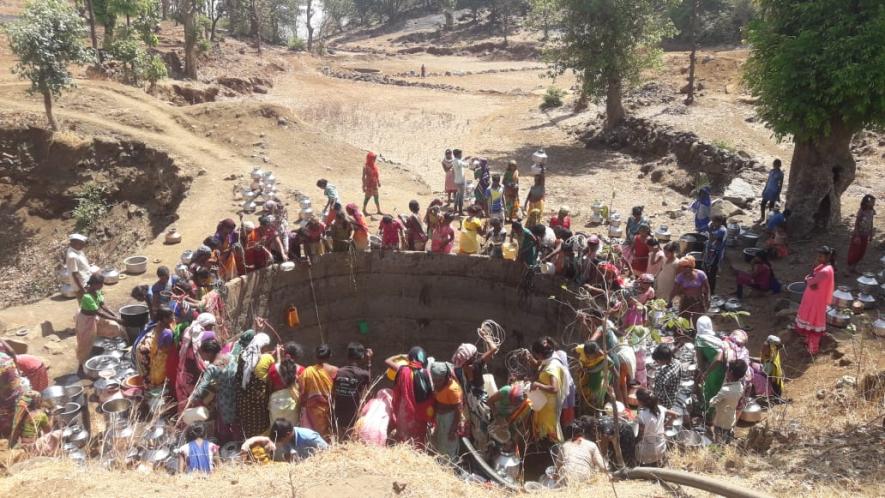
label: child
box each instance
[269,418,328,461]
[378,215,404,250]
[488,174,504,221]
[316,179,339,216]
[431,213,455,254]
[484,217,507,258]
[556,420,606,484]
[635,388,667,466]
[177,423,219,473]
[710,360,747,443]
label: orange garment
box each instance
[434,380,463,406]
[300,364,335,440]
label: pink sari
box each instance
[794,264,834,354]
[354,388,394,446]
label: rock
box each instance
[253,85,269,94]
[838,357,853,367]
[711,199,744,218]
[5,338,28,354]
[43,342,64,355]
[836,375,857,389]
[197,168,208,177]
[702,55,715,63]
[277,117,288,126]
[723,178,756,206]
[815,389,827,400]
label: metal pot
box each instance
[832,286,854,308]
[873,318,885,338]
[710,295,726,309]
[119,304,150,329]
[857,273,879,294]
[58,402,82,426]
[740,401,765,423]
[145,447,172,465]
[84,355,120,380]
[102,397,132,420]
[123,256,148,275]
[64,425,91,448]
[679,233,707,254]
[743,247,763,263]
[857,292,877,310]
[64,385,86,406]
[827,306,851,328]
[101,267,120,285]
[787,281,806,303]
[724,298,743,312]
[41,385,68,408]
[687,251,704,263]
[180,250,194,265]
[739,230,760,248]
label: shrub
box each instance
[288,37,306,51]
[541,86,565,109]
[73,183,108,232]
[197,38,211,54]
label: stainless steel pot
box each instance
[58,402,82,426]
[123,256,148,275]
[724,298,743,312]
[41,385,67,408]
[739,231,760,248]
[64,425,91,448]
[64,385,86,406]
[873,318,885,338]
[857,273,879,294]
[84,355,120,380]
[739,401,765,423]
[101,267,120,285]
[787,281,806,303]
[832,286,855,308]
[827,306,852,328]
[856,292,877,310]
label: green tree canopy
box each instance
[744,0,885,141]
[551,0,674,127]
[6,0,93,130]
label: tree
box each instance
[683,0,698,104]
[527,0,560,40]
[6,0,92,131]
[439,0,456,29]
[744,0,885,235]
[183,0,199,78]
[552,0,674,128]
[305,0,315,50]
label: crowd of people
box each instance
[0,151,877,484]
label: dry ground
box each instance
[0,12,882,496]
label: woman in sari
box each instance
[346,203,370,251]
[354,388,394,446]
[75,275,123,367]
[757,335,784,398]
[213,218,242,281]
[329,205,354,252]
[695,316,726,415]
[235,333,274,438]
[671,256,710,322]
[386,347,433,447]
[503,160,520,222]
[268,342,304,426]
[0,351,23,439]
[146,308,176,388]
[430,362,463,461]
[530,337,565,443]
[442,149,456,203]
[574,341,615,411]
[362,151,382,214]
[524,174,545,220]
[176,313,220,412]
[794,246,836,355]
[300,344,338,441]
[846,195,875,274]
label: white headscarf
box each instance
[452,343,477,368]
[240,332,271,389]
[695,315,723,349]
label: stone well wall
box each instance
[223,252,574,371]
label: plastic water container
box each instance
[385,354,408,381]
[502,241,518,261]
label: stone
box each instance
[838,357,853,367]
[43,342,64,355]
[711,199,745,218]
[723,178,757,205]
[836,375,856,389]
[4,338,28,354]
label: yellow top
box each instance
[458,217,483,254]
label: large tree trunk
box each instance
[785,121,857,236]
[85,0,99,60]
[605,77,626,128]
[250,0,261,55]
[42,88,58,131]
[685,0,698,105]
[103,17,116,49]
[444,10,453,30]
[184,1,198,79]
[306,0,314,51]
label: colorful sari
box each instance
[576,346,609,410]
[300,364,335,441]
[533,357,565,443]
[355,388,394,446]
[392,348,433,447]
[363,152,380,196]
[695,317,725,413]
[0,352,23,439]
[347,203,370,251]
[503,168,520,219]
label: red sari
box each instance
[794,264,834,354]
[631,234,650,273]
[363,152,380,196]
[392,363,433,447]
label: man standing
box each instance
[758,159,784,223]
[452,149,468,215]
[333,342,373,436]
[66,233,94,298]
[703,215,727,293]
